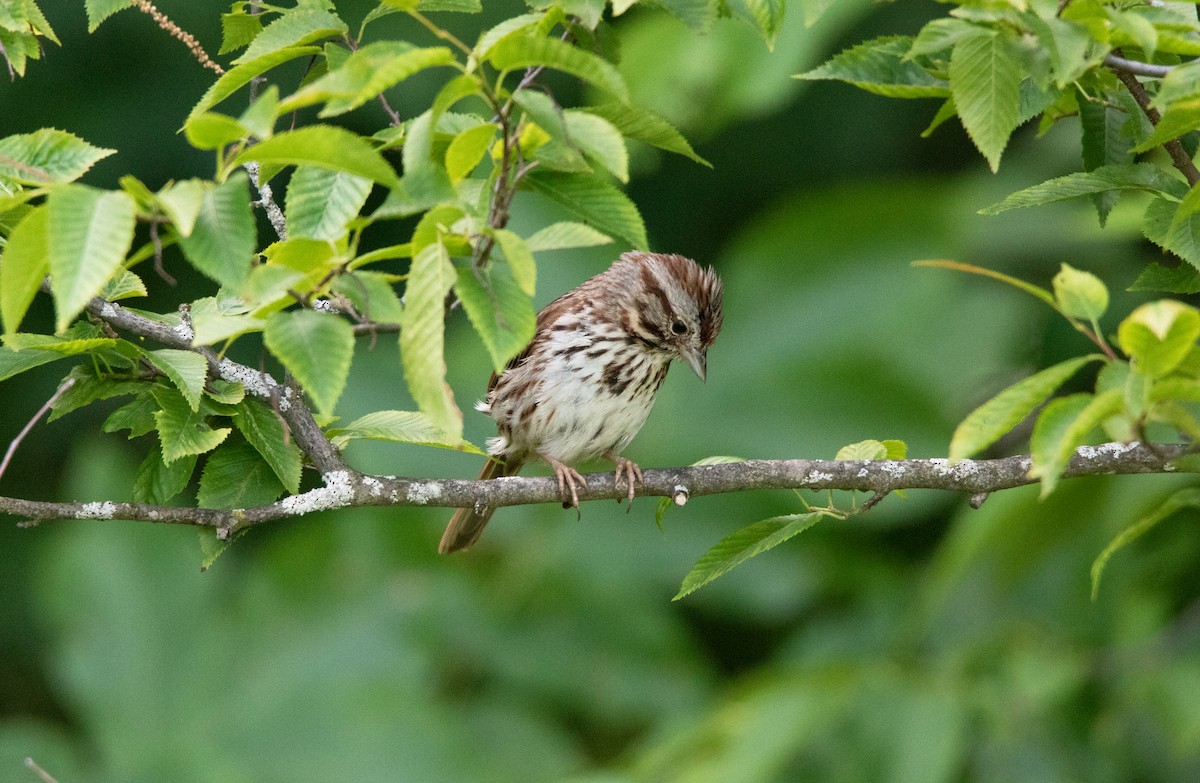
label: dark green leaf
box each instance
[232,399,303,494]
[133,443,196,504]
[524,170,647,249]
[1091,487,1200,600]
[263,310,355,418]
[197,442,285,509]
[797,36,949,99]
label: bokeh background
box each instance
[4,1,1200,780]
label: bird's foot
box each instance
[607,452,643,511]
[541,454,587,519]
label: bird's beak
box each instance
[683,347,707,382]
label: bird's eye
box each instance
[671,320,688,335]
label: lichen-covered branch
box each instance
[4,443,1192,534]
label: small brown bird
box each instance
[439,250,724,553]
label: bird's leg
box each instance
[605,452,643,509]
[538,453,588,518]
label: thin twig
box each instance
[1103,53,1173,79]
[24,758,60,783]
[130,0,225,75]
[1109,51,1200,187]
[0,378,75,483]
[244,161,288,241]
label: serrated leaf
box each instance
[525,221,612,252]
[84,0,132,31]
[739,0,784,47]
[144,348,208,412]
[1052,263,1108,322]
[401,109,455,205]
[198,442,285,509]
[220,9,263,54]
[3,332,114,354]
[280,42,455,117]
[285,166,372,241]
[234,8,346,65]
[188,46,322,122]
[455,261,536,372]
[230,126,399,188]
[949,355,1104,460]
[444,122,496,183]
[1029,389,1123,497]
[232,398,302,493]
[1092,487,1200,600]
[46,185,136,332]
[906,17,979,59]
[328,409,484,453]
[263,309,354,417]
[0,346,64,381]
[797,36,949,98]
[524,170,647,249]
[178,174,256,290]
[980,164,1187,215]
[0,205,47,334]
[835,439,887,461]
[583,103,709,167]
[1143,195,1200,267]
[1118,300,1200,377]
[189,296,266,345]
[157,179,207,236]
[133,443,196,504]
[488,33,628,102]
[949,30,1022,172]
[331,271,404,325]
[492,228,535,296]
[400,243,461,439]
[100,269,147,301]
[563,110,628,182]
[1078,92,1133,226]
[152,386,231,464]
[1129,263,1200,294]
[1130,97,1200,154]
[0,129,115,184]
[103,392,158,438]
[674,513,827,600]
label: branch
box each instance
[1103,53,1173,79]
[5,443,1192,535]
[1108,50,1200,187]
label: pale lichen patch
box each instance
[76,501,117,519]
[407,482,443,505]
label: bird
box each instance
[439,250,724,553]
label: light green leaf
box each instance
[190,296,266,345]
[563,110,628,182]
[331,271,404,325]
[153,386,231,464]
[675,513,828,600]
[232,398,303,494]
[444,122,496,183]
[797,36,949,99]
[234,8,346,65]
[455,260,536,372]
[475,12,544,59]
[133,443,196,505]
[1118,300,1200,378]
[85,0,132,31]
[979,164,1187,215]
[46,185,136,332]
[1092,487,1200,600]
[328,409,484,453]
[280,42,455,117]
[1052,263,1108,322]
[188,46,322,122]
[1029,389,1124,497]
[949,355,1104,460]
[949,30,1022,172]
[658,0,718,33]
[263,309,355,417]
[206,379,245,405]
[906,18,979,59]
[145,348,208,412]
[184,112,246,151]
[738,0,785,47]
[238,85,279,140]
[3,332,114,354]
[401,109,454,204]
[835,439,888,461]
[197,442,285,509]
[492,228,536,296]
[100,269,147,301]
[584,103,710,167]
[524,170,647,249]
[219,9,262,54]
[525,221,612,252]
[285,166,372,241]
[0,129,115,184]
[1130,97,1200,154]
[229,126,399,188]
[400,243,462,439]
[0,205,47,334]
[177,174,256,290]
[488,33,629,102]
[156,179,207,236]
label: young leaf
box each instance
[263,309,355,418]
[525,221,612,252]
[488,33,629,102]
[401,110,455,205]
[285,166,372,241]
[738,0,784,48]
[85,0,133,31]
[949,355,1104,460]
[228,126,400,188]
[674,513,828,600]
[188,46,322,122]
[232,399,302,494]
[152,386,231,464]
[906,17,980,59]
[145,348,208,412]
[197,442,285,509]
[178,174,256,290]
[100,269,147,301]
[331,271,404,325]
[1092,487,1200,600]
[46,185,136,332]
[524,170,647,249]
[1052,263,1108,322]
[0,129,115,184]
[220,8,263,54]
[133,444,197,505]
[583,103,710,167]
[280,43,455,117]
[979,164,1187,215]
[1029,389,1123,497]
[444,123,497,183]
[233,8,346,65]
[796,36,949,99]
[455,261,536,372]
[0,205,48,334]
[835,440,888,461]
[1118,300,1200,378]
[400,243,462,440]
[328,409,484,453]
[949,30,1022,172]
[492,228,536,296]
[157,179,207,236]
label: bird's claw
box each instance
[609,454,643,512]
[547,457,587,519]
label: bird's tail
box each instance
[439,456,523,554]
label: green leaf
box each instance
[46,185,136,332]
[132,444,196,505]
[1092,487,1200,600]
[1118,300,1200,378]
[562,110,628,182]
[0,205,47,334]
[230,126,399,188]
[152,386,231,464]
[675,513,828,600]
[232,399,302,494]
[979,164,1187,215]
[103,392,158,438]
[1029,389,1124,497]
[84,0,132,31]
[188,46,322,122]
[184,112,247,151]
[145,348,208,412]
[0,129,115,184]
[584,103,710,167]
[177,174,256,290]
[1130,97,1200,154]
[400,243,462,439]
[0,345,65,381]
[488,33,629,102]
[328,409,484,453]
[738,0,784,47]
[331,271,404,324]
[1078,91,1133,226]
[906,18,980,59]
[197,442,285,509]
[219,9,263,54]
[100,269,147,301]
[949,30,1022,172]
[524,170,647,249]
[797,36,950,99]
[525,221,612,252]
[157,179,207,236]
[285,166,372,241]
[189,296,266,345]
[492,228,536,296]
[455,260,536,372]
[401,109,455,205]
[263,309,355,418]
[835,439,888,461]
[1143,195,1200,267]
[279,42,455,117]
[234,8,346,65]
[1052,263,1108,322]
[1129,262,1200,294]
[657,0,718,33]
[444,122,496,183]
[949,355,1104,460]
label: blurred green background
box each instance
[4,1,1200,781]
